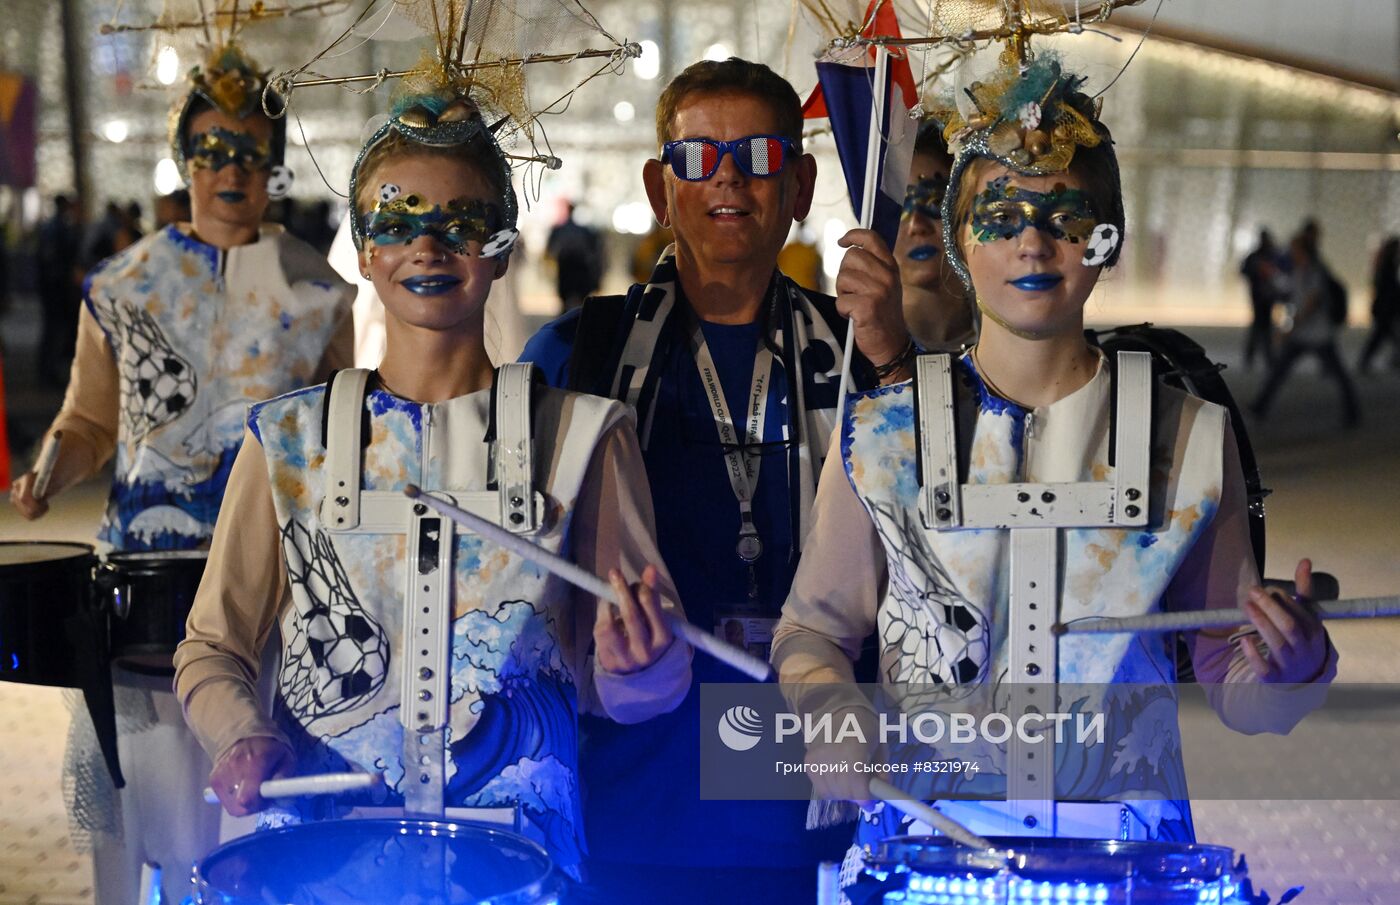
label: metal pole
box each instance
[59,0,91,215]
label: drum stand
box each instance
[915,351,1153,836]
[323,366,542,821]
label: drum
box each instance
[188,819,562,905]
[860,836,1246,904]
[0,541,96,687]
[96,550,208,673]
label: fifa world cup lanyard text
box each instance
[687,308,775,601]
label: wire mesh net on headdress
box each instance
[389,0,619,145]
[798,0,1114,43]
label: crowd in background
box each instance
[1239,221,1400,429]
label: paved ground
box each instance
[2,295,1398,902]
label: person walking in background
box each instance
[546,200,604,310]
[1357,236,1399,373]
[35,194,83,386]
[1250,235,1360,428]
[1240,228,1282,367]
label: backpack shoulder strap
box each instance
[320,367,373,530]
[565,293,629,396]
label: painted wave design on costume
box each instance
[447,676,577,802]
[279,520,390,721]
[465,755,583,872]
[451,598,569,703]
[102,445,238,550]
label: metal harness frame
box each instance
[915,351,1153,835]
[319,365,544,818]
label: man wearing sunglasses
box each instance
[521,57,913,905]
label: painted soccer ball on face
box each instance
[479,227,518,260]
[1082,223,1121,267]
[378,183,401,204]
[267,164,295,200]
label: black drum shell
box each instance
[0,541,96,687]
[97,551,208,673]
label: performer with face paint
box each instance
[174,72,691,883]
[893,119,975,350]
[7,42,354,905]
[771,51,1336,889]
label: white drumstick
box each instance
[404,485,774,682]
[868,777,995,851]
[32,430,62,499]
[1055,595,1400,635]
[202,771,380,804]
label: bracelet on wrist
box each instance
[873,338,917,380]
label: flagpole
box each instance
[834,45,890,420]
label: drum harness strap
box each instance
[319,365,544,824]
[914,350,1153,837]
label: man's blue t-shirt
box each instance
[522,307,850,869]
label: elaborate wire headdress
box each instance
[101,1,350,188]
[266,0,640,254]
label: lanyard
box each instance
[688,318,774,582]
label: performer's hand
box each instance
[209,737,296,817]
[594,565,675,674]
[9,471,49,520]
[835,228,910,379]
[1241,558,1330,683]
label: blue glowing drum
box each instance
[863,836,1246,904]
[188,819,561,905]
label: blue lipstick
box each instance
[400,275,463,296]
[906,245,939,262]
[216,191,246,203]
[1009,273,1063,292]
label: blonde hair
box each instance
[353,131,508,220]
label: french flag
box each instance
[679,141,718,180]
[802,0,918,250]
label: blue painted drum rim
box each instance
[190,818,562,905]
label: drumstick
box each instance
[868,777,994,850]
[202,771,381,804]
[32,430,62,499]
[403,485,774,682]
[1054,595,1400,636]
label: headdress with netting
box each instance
[169,41,287,182]
[270,0,640,254]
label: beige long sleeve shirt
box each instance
[773,388,1337,737]
[174,417,692,766]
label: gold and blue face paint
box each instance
[364,191,504,257]
[969,176,1098,245]
[902,174,947,222]
[187,126,271,173]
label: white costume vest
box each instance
[248,369,626,872]
[85,224,348,549]
[843,355,1227,842]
